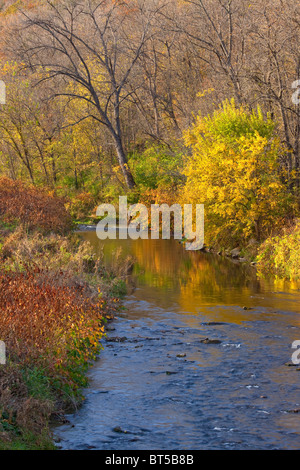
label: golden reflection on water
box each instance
[79,232,300,322]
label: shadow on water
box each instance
[55,232,300,450]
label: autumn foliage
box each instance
[0,178,120,446]
[0,264,118,447]
[182,100,296,247]
[257,220,300,280]
[0,268,117,394]
[0,177,72,234]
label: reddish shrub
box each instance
[0,177,72,234]
[0,269,115,390]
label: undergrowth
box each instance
[257,220,300,280]
[0,178,132,449]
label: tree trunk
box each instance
[114,137,136,189]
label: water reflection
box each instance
[79,233,300,319]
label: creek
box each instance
[55,232,300,450]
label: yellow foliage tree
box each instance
[182,100,295,246]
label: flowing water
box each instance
[55,232,300,450]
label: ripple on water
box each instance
[54,235,300,450]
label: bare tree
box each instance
[14,0,164,189]
[241,0,300,187]
[177,0,247,105]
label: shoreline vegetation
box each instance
[0,179,132,450]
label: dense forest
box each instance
[0,1,298,248]
[0,0,298,258]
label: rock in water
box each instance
[113,426,128,434]
[200,338,222,345]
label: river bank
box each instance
[0,224,123,450]
[0,181,127,450]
